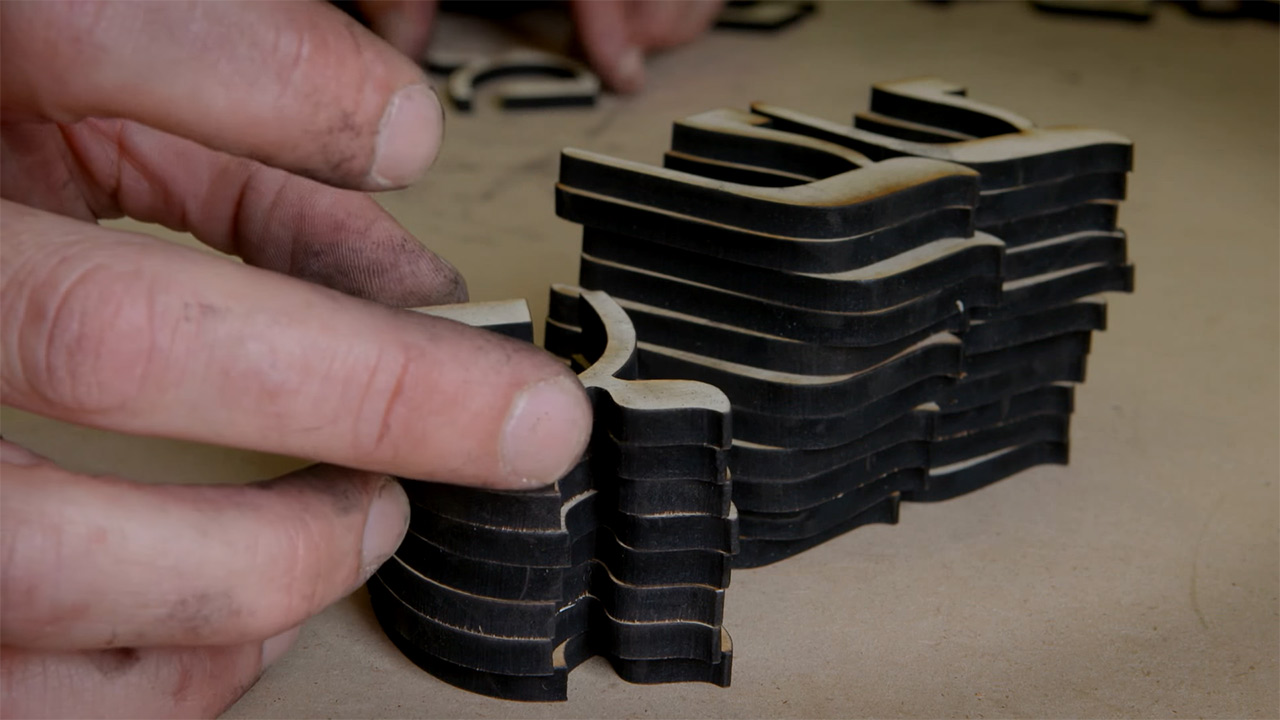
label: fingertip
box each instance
[500,375,593,488]
[368,84,444,189]
[359,479,410,580]
[611,46,647,94]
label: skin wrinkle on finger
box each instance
[0,227,169,417]
[0,461,392,650]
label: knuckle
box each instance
[6,247,167,414]
[261,14,391,181]
[347,348,415,463]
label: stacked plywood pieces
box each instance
[370,297,736,701]
[550,77,1135,568]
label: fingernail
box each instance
[261,625,302,669]
[359,479,410,579]
[370,84,444,188]
[614,47,645,94]
[501,376,593,487]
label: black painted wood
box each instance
[734,496,901,568]
[548,283,972,378]
[964,300,1107,354]
[934,384,1075,438]
[582,228,1005,313]
[637,334,963,418]
[971,262,1134,321]
[734,441,931,513]
[867,78,1034,139]
[906,442,1071,503]
[730,375,953,449]
[750,102,1132,191]
[376,291,736,700]
[729,411,934,482]
[1003,231,1128,281]
[579,253,994,347]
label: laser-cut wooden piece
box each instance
[549,81,1134,567]
[381,555,727,633]
[738,468,921,540]
[582,229,1005,313]
[930,413,1071,467]
[734,441,931,513]
[906,442,1070,503]
[411,299,536,342]
[854,110,975,143]
[373,578,725,675]
[715,1,816,30]
[866,78,1035,139]
[667,108,872,179]
[971,262,1134,320]
[557,147,978,274]
[637,334,964,418]
[933,384,1075,438]
[734,496,900,568]
[559,183,973,274]
[548,284,969,376]
[982,202,1119,247]
[940,356,1087,412]
[750,102,1132,190]
[1003,232,1128,281]
[373,293,734,700]
[729,411,934,482]
[964,299,1107,354]
[729,375,954,449]
[446,50,599,112]
[974,171,1127,226]
[961,331,1093,380]
[578,253,990,347]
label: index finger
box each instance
[1,202,591,489]
[0,0,441,190]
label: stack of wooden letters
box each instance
[372,296,736,701]
[373,78,1134,700]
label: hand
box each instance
[357,0,725,93]
[570,0,725,93]
[0,2,592,717]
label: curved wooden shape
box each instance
[752,102,1132,191]
[373,291,735,701]
[867,78,1035,139]
[577,253,993,347]
[446,50,599,112]
[581,229,1005,313]
[547,283,969,377]
[557,146,978,273]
